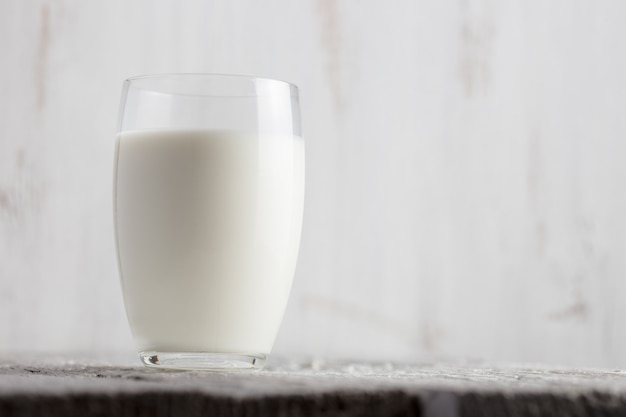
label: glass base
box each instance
[139,351,267,371]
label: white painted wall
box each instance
[1,0,625,367]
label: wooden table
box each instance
[1,357,625,416]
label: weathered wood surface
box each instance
[1,358,626,416]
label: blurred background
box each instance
[1,0,625,368]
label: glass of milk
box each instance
[114,74,304,371]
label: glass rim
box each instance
[125,73,299,92]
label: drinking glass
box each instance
[113,74,304,371]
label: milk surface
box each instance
[114,129,304,354]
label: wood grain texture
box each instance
[2,358,626,416]
[1,0,625,367]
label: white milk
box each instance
[114,129,304,354]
